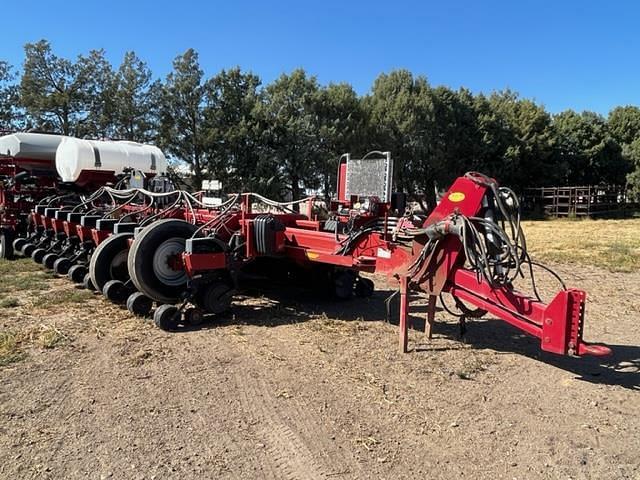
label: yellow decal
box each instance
[449,192,465,203]
[306,251,320,260]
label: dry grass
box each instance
[32,289,94,308]
[0,297,20,308]
[0,331,27,366]
[0,324,69,366]
[522,218,640,272]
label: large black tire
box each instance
[21,243,36,257]
[43,253,59,270]
[68,264,86,283]
[54,257,72,275]
[153,304,180,331]
[32,247,46,264]
[355,276,375,298]
[126,292,153,317]
[198,282,234,315]
[12,237,26,254]
[0,229,14,260]
[83,273,96,291]
[89,233,133,293]
[128,219,198,304]
[103,280,129,304]
[334,270,356,299]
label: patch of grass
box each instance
[34,325,68,349]
[0,258,43,275]
[0,324,70,367]
[0,331,27,366]
[522,218,640,272]
[33,289,94,308]
[0,269,49,295]
[0,297,20,308]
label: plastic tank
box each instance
[56,137,167,184]
[0,132,63,171]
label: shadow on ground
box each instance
[168,283,638,391]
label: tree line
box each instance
[1,40,640,204]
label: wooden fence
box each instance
[522,185,634,218]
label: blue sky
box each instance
[0,0,638,114]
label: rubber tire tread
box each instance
[127,219,197,304]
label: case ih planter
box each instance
[0,132,167,259]
[21,150,611,359]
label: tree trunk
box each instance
[290,174,300,212]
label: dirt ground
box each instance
[0,259,638,480]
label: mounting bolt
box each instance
[545,318,553,326]
[544,336,550,343]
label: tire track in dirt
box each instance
[228,333,364,480]
[231,368,329,480]
[166,333,251,480]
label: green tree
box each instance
[624,138,640,199]
[314,82,365,197]
[553,110,629,185]
[76,49,116,138]
[0,61,20,131]
[254,69,324,201]
[20,40,85,135]
[159,48,208,189]
[608,106,640,198]
[204,67,262,193]
[428,87,481,187]
[480,91,556,189]
[608,106,640,145]
[363,70,437,205]
[114,51,158,142]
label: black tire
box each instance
[128,219,198,304]
[355,277,375,298]
[126,292,153,316]
[334,270,355,300]
[21,243,36,257]
[184,307,205,326]
[83,272,96,291]
[31,247,46,264]
[54,257,72,275]
[198,282,234,314]
[153,304,180,331]
[68,264,86,283]
[0,230,14,260]
[103,279,129,304]
[89,233,133,293]
[12,237,26,254]
[43,253,59,269]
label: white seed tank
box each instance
[56,137,167,184]
[0,132,63,170]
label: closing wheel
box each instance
[355,277,375,298]
[21,243,36,257]
[126,292,153,317]
[334,270,355,299]
[0,231,13,260]
[89,233,133,293]
[128,219,198,304]
[54,257,72,275]
[153,304,180,331]
[43,253,59,269]
[198,282,234,315]
[31,247,46,264]
[68,264,86,283]
[103,279,129,304]
[184,307,205,326]
[83,273,96,291]
[12,237,26,254]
